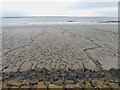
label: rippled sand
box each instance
[2,24,118,72]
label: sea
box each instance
[1,16,118,26]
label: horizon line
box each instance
[1,16,118,18]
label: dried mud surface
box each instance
[2,24,119,84]
[2,24,118,72]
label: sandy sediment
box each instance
[1,23,119,88]
[2,24,118,73]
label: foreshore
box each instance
[2,24,118,72]
[2,23,119,89]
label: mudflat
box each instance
[2,24,118,73]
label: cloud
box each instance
[67,2,118,17]
[69,2,117,10]
[63,7,117,16]
[1,0,119,2]
[1,2,118,17]
[1,0,79,3]
[2,2,71,16]
[2,11,27,17]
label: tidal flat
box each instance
[1,22,119,86]
[2,24,118,72]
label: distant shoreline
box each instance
[1,16,118,18]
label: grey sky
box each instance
[70,2,117,9]
[1,0,119,17]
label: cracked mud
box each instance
[2,24,118,72]
[2,24,119,84]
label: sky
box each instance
[0,0,119,17]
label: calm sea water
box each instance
[1,17,118,26]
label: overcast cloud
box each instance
[0,0,119,17]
